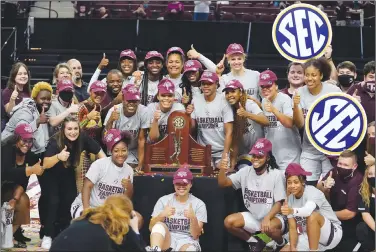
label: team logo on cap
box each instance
[272,3,332,63]
[123,50,131,55]
[306,93,367,155]
[177,171,187,177]
[255,142,264,149]
[260,73,270,80]
[230,44,241,50]
[128,86,138,93]
[105,133,114,142]
[24,125,32,132]
[185,61,195,67]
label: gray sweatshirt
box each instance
[1,98,49,154]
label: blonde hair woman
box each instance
[50,194,146,251]
[356,164,375,252]
[52,63,72,87]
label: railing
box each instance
[1,27,17,62]
[29,4,58,18]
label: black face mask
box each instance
[365,81,375,94]
[337,167,354,179]
[338,74,355,87]
[368,177,375,188]
[59,91,74,102]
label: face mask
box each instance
[59,91,74,102]
[365,81,375,93]
[369,136,375,146]
[337,166,354,179]
[338,74,354,87]
[368,177,375,188]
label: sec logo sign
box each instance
[272,3,332,63]
[306,93,367,156]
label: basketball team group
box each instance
[1,42,375,252]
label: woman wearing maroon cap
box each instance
[148,167,207,252]
[1,123,44,248]
[88,50,138,90]
[218,138,288,251]
[281,163,342,251]
[139,51,165,106]
[40,115,106,249]
[180,59,204,106]
[222,79,269,169]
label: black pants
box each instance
[39,166,77,238]
[357,222,375,252]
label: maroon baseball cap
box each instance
[199,70,219,84]
[14,123,33,140]
[285,163,312,177]
[103,129,123,151]
[166,46,185,58]
[259,70,278,87]
[145,51,164,61]
[173,167,193,185]
[90,80,107,93]
[57,79,74,93]
[122,84,141,101]
[226,43,244,56]
[249,138,272,156]
[222,79,244,92]
[183,60,202,74]
[119,49,136,60]
[158,79,175,95]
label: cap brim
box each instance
[173,179,191,185]
[91,88,107,93]
[222,87,238,92]
[227,50,244,55]
[145,56,163,61]
[120,55,136,60]
[59,87,74,92]
[199,78,216,83]
[259,81,276,87]
[249,149,267,156]
[20,133,33,139]
[183,68,199,74]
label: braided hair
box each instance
[179,69,204,106]
[140,58,165,106]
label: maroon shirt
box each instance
[2,87,30,106]
[323,168,363,213]
[279,88,293,98]
[347,83,375,123]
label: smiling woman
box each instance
[39,115,106,250]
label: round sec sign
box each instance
[272,3,332,63]
[305,93,367,156]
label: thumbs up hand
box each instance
[162,200,176,218]
[58,145,70,162]
[182,87,190,105]
[184,203,196,219]
[364,151,375,166]
[32,159,44,176]
[293,90,301,108]
[10,89,19,101]
[110,106,120,121]
[121,175,132,190]
[352,89,361,103]
[236,102,248,117]
[216,54,226,75]
[87,105,100,121]
[98,53,109,70]
[39,106,49,124]
[186,103,194,115]
[153,104,162,122]
[324,171,335,189]
[187,44,201,59]
[264,99,274,113]
[281,198,292,216]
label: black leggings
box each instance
[356,221,375,252]
[39,167,77,238]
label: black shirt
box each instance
[50,218,146,251]
[74,81,90,102]
[1,142,39,189]
[358,190,375,220]
[44,132,101,172]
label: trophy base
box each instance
[146,164,208,175]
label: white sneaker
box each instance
[41,236,52,250]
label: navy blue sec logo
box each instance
[305,93,367,156]
[272,3,332,63]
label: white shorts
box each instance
[293,217,342,251]
[170,234,201,251]
[241,212,287,234]
[71,197,84,219]
[300,152,333,181]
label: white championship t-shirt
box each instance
[229,166,286,220]
[221,69,261,101]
